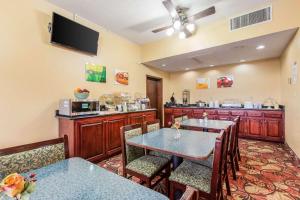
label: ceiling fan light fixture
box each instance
[186,23,196,33]
[166,27,175,36]
[178,31,186,39]
[173,20,181,30]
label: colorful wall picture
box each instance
[115,70,129,85]
[196,78,210,89]
[85,64,106,83]
[217,75,234,88]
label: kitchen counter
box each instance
[164,105,284,111]
[56,108,157,120]
[57,109,157,163]
[164,106,285,143]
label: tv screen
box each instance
[51,13,99,55]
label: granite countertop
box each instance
[164,106,284,111]
[5,158,167,200]
[56,109,157,120]
[126,128,219,161]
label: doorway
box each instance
[146,75,163,124]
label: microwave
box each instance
[59,99,100,116]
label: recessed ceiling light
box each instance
[185,68,190,70]
[209,64,215,67]
[240,59,246,62]
[162,64,167,67]
[256,45,265,50]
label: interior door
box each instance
[146,76,163,124]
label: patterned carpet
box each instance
[98,139,300,200]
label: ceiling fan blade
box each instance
[152,25,172,33]
[162,0,179,18]
[188,6,216,21]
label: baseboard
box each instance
[285,142,300,168]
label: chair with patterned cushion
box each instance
[143,120,172,161]
[228,118,239,180]
[0,135,69,179]
[180,186,199,200]
[172,114,189,125]
[169,130,230,200]
[120,124,171,192]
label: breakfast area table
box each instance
[126,128,219,168]
[1,158,168,200]
[180,118,234,131]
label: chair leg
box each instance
[169,181,174,200]
[234,155,240,171]
[225,173,231,196]
[165,165,171,196]
[230,155,237,180]
[237,147,241,161]
[122,171,127,178]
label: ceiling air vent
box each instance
[230,6,272,31]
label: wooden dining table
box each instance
[180,118,234,131]
[126,128,219,168]
[1,158,168,200]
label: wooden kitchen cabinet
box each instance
[129,113,144,125]
[105,115,127,156]
[247,118,264,136]
[78,120,106,162]
[58,110,157,163]
[263,118,283,141]
[164,107,285,143]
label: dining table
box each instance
[126,128,219,169]
[180,118,234,132]
[1,157,168,200]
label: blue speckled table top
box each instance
[2,158,168,200]
[181,118,233,130]
[126,128,219,161]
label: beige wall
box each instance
[280,31,300,157]
[141,0,300,62]
[0,0,169,148]
[167,59,281,104]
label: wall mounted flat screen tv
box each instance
[51,13,99,55]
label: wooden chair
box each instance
[143,120,172,160]
[235,117,241,161]
[169,130,230,200]
[180,186,199,200]
[0,135,69,179]
[120,124,171,192]
[171,114,189,124]
[228,117,240,180]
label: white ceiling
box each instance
[48,0,276,44]
[143,28,298,72]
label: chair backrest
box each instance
[0,135,69,179]
[180,186,199,200]
[172,114,189,124]
[234,116,240,149]
[228,122,237,154]
[120,124,144,167]
[144,119,160,133]
[210,129,228,198]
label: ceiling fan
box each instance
[152,0,216,39]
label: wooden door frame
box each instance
[146,75,163,124]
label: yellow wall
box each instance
[167,59,281,104]
[0,0,169,148]
[141,0,300,62]
[280,31,300,157]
